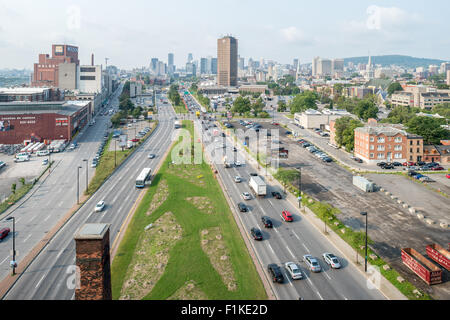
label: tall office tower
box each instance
[447,70,450,86]
[259,58,265,69]
[187,53,193,63]
[217,36,238,86]
[150,58,159,74]
[248,58,254,70]
[293,59,299,70]
[439,62,450,74]
[200,58,208,74]
[238,57,245,70]
[211,58,218,74]
[332,59,344,73]
[206,56,212,74]
[168,53,174,74]
[312,56,320,76]
[295,59,301,80]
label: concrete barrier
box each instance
[385,192,391,196]
[402,204,409,209]
[409,208,416,214]
[417,213,425,220]
[440,222,448,229]
[397,276,405,283]
[425,218,435,225]
[383,265,391,271]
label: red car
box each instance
[403,161,416,166]
[272,122,279,126]
[281,210,293,222]
[131,138,140,143]
[431,166,444,171]
[446,174,450,179]
[0,228,10,241]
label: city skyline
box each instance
[0,0,450,69]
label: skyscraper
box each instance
[312,56,320,77]
[211,58,218,75]
[293,59,299,70]
[168,53,174,74]
[150,58,159,74]
[187,53,193,64]
[200,58,208,74]
[217,36,238,86]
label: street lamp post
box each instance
[6,216,16,275]
[77,166,82,205]
[361,211,368,272]
[83,159,88,194]
[114,138,117,168]
[298,167,302,209]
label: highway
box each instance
[3,94,176,300]
[0,84,123,281]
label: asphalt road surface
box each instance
[3,94,176,300]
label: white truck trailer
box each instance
[249,176,267,197]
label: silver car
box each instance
[285,262,303,280]
[322,253,341,269]
[304,254,321,273]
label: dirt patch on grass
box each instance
[200,227,238,291]
[119,212,182,300]
[147,180,169,215]
[186,196,215,214]
[167,164,206,186]
[167,280,208,300]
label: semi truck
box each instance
[174,121,182,129]
[401,248,442,285]
[353,176,376,192]
[249,176,267,197]
[426,244,450,271]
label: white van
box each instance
[37,150,50,157]
[14,155,30,163]
[15,152,30,159]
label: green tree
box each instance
[289,91,318,114]
[277,100,287,112]
[251,97,265,116]
[19,177,25,186]
[387,82,403,96]
[406,116,449,144]
[232,96,251,115]
[334,117,364,152]
[11,183,16,195]
[353,98,378,121]
[380,106,416,124]
[433,103,450,119]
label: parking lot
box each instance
[229,119,450,300]
[107,120,153,152]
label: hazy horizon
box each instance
[1,0,449,69]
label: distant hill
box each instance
[343,55,446,68]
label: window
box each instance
[377,153,384,159]
[370,137,374,142]
[395,137,402,143]
[410,148,413,153]
[377,137,385,143]
[377,145,385,151]
[417,148,420,153]
[80,67,96,72]
[394,153,402,159]
[410,140,413,145]
[417,140,420,145]
[370,145,374,150]
[394,145,402,151]
[80,76,96,80]
[370,153,374,158]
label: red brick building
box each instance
[32,44,79,88]
[0,101,90,144]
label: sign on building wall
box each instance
[0,120,11,132]
[54,45,65,56]
[56,118,69,126]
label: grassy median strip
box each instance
[85,121,157,196]
[111,120,267,300]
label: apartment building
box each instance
[354,119,423,164]
[419,92,450,109]
[391,91,414,107]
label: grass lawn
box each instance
[111,120,267,300]
[173,104,188,114]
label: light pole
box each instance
[77,166,82,205]
[360,211,368,272]
[83,159,88,194]
[297,167,302,209]
[48,151,52,173]
[114,138,117,168]
[6,216,16,275]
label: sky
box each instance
[0,0,449,70]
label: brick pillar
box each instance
[74,223,112,300]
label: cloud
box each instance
[280,26,313,45]
[365,5,419,31]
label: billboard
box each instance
[0,120,11,132]
[54,45,64,56]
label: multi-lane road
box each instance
[3,94,176,300]
[0,85,123,281]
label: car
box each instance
[271,122,279,126]
[242,192,252,200]
[417,161,426,166]
[238,203,248,212]
[235,161,242,167]
[446,174,450,179]
[377,162,387,167]
[233,147,237,152]
[42,159,49,166]
[322,157,332,163]
[261,216,273,228]
[0,228,10,241]
[148,154,156,159]
[285,262,303,280]
[431,166,444,171]
[234,176,242,183]
[131,138,140,143]
[403,161,416,167]
[267,264,284,283]
[381,164,394,169]
[250,173,258,177]
[272,191,282,199]
[392,162,402,167]
[303,255,321,273]
[302,143,311,148]
[322,253,341,269]
[354,158,363,163]
[414,174,424,180]
[250,228,263,241]
[285,131,292,135]
[281,210,293,222]
[94,201,105,212]
[419,176,434,182]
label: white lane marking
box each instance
[274,228,279,234]
[302,243,309,252]
[316,291,324,300]
[0,256,8,264]
[23,234,32,243]
[35,274,46,289]
[58,201,64,207]
[286,247,296,259]
[267,243,275,255]
[324,272,332,280]
[56,249,64,260]
[292,231,301,241]
[15,218,21,224]
[44,214,51,222]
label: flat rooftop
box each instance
[75,223,110,240]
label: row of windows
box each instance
[80,76,96,80]
[368,153,403,159]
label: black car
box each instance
[251,228,263,241]
[238,203,248,212]
[377,162,387,167]
[354,158,363,163]
[322,157,332,163]
[392,162,402,167]
[268,264,284,283]
[233,147,237,152]
[272,192,282,199]
[382,164,394,169]
[417,161,426,166]
[250,173,258,177]
[261,216,273,228]
[302,143,311,148]
[408,170,418,176]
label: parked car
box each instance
[238,203,248,212]
[419,176,434,182]
[408,170,418,177]
[354,158,363,163]
[303,255,321,273]
[381,164,394,169]
[0,228,10,241]
[281,210,293,222]
[267,264,284,283]
[42,159,48,166]
[250,173,258,177]
[431,166,444,171]
[414,174,424,180]
[322,253,341,269]
[302,143,311,148]
[377,162,387,167]
[392,162,402,167]
[446,174,450,179]
[250,228,263,241]
[261,216,273,228]
[322,157,333,163]
[272,192,282,199]
[285,262,303,280]
[94,201,105,212]
[403,161,416,167]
